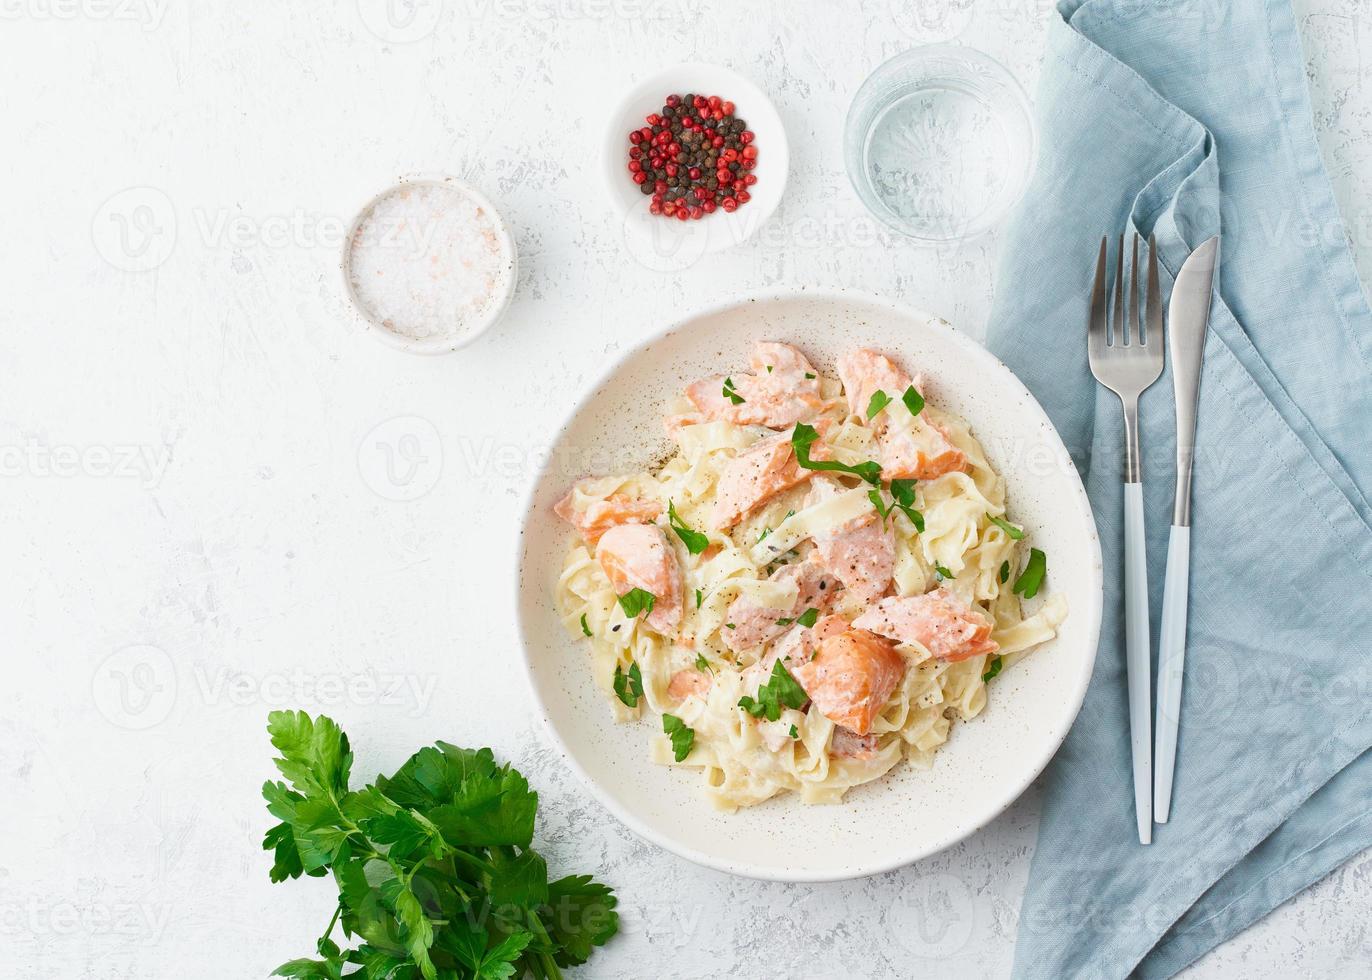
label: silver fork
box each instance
[1089,233,1164,845]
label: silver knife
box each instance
[1153,235,1220,823]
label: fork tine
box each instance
[1113,234,1125,347]
[1146,233,1162,348]
[1129,233,1141,346]
[1089,237,1108,361]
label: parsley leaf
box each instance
[668,500,709,555]
[987,514,1025,540]
[866,389,892,420]
[613,661,643,707]
[983,656,1003,682]
[695,654,713,675]
[796,607,820,628]
[262,712,617,979]
[934,564,955,581]
[695,588,703,609]
[580,613,592,637]
[738,661,809,722]
[722,377,745,405]
[789,724,799,738]
[804,372,816,380]
[1013,548,1047,599]
[766,365,773,373]
[662,713,695,762]
[999,560,1010,584]
[791,422,882,485]
[902,385,925,417]
[872,479,925,532]
[617,588,656,619]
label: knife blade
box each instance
[1154,234,1219,824]
[1168,235,1219,526]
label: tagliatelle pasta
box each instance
[554,343,1067,811]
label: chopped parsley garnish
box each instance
[775,616,793,626]
[580,613,592,636]
[695,653,713,674]
[934,564,955,581]
[766,365,773,373]
[617,588,656,619]
[695,588,703,609]
[871,479,925,532]
[982,656,1003,682]
[902,385,925,417]
[789,724,799,739]
[999,560,1010,584]
[987,514,1025,540]
[796,607,820,628]
[662,713,695,761]
[613,661,643,707]
[804,372,816,380]
[738,661,809,722]
[668,500,709,555]
[722,377,745,405]
[758,526,771,543]
[1013,548,1047,599]
[724,623,736,630]
[865,389,892,420]
[791,422,882,485]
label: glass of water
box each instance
[845,45,1036,244]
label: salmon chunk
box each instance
[836,349,912,420]
[806,477,894,605]
[668,668,711,701]
[686,341,824,429]
[829,727,879,759]
[877,418,969,481]
[595,523,683,634]
[852,588,998,662]
[790,629,906,736]
[555,489,662,546]
[710,432,824,529]
[836,348,969,481]
[723,560,834,653]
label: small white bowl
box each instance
[602,64,789,268]
[341,174,518,355]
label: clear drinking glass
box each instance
[845,45,1036,244]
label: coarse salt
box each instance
[347,181,512,343]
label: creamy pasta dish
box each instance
[554,342,1066,810]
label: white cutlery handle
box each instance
[1153,524,1191,823]
[1123,483,1152,844]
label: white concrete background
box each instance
[3,1,1369,977]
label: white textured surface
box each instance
[2,2,1368,977]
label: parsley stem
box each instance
[320,901,341,947]
[447,847,497,877]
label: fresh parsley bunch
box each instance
[262,711,618,979]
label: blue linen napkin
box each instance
[985,1,1372,977]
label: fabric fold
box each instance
[986,3,1372,977]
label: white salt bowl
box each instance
[341,174,517,354]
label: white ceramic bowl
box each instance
[341,173,517,355]
[601,64,788,268]
[515,289,1102,881]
